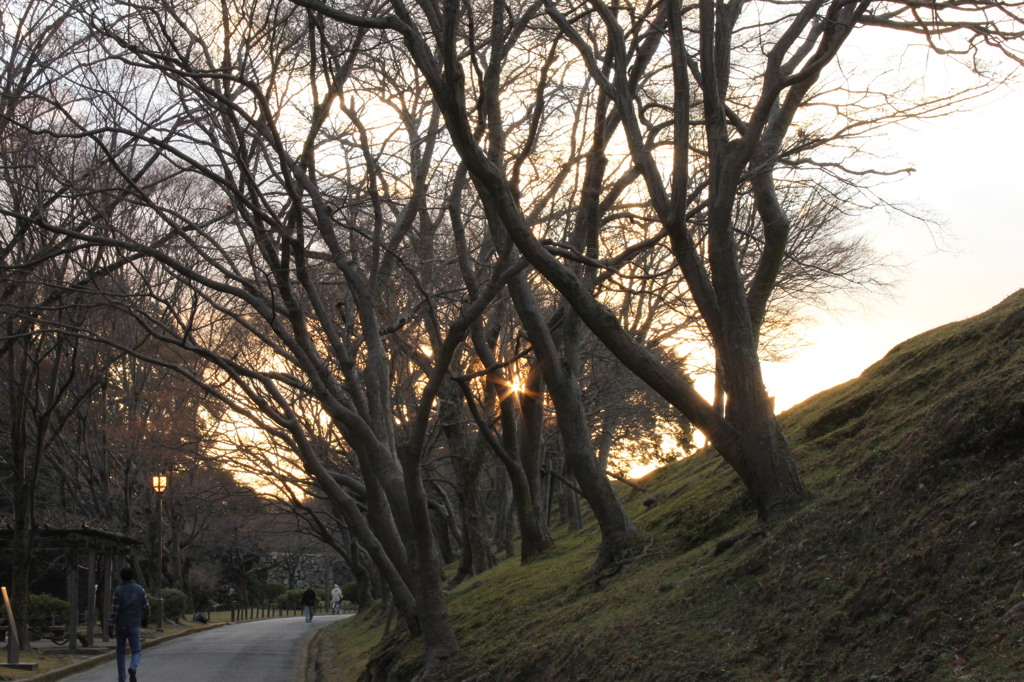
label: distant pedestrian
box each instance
[301,585,317,623]
[330,584,342,614]
[108,567,151,682]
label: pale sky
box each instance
[762,81,1024,411]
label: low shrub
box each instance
[161,588,191,623]
[264,582,287,602]
[29,594,68,622]
[277,588,305,610]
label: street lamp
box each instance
[151,475,167,633]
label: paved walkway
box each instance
[59,615,348,682]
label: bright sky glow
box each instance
[763,78,1024,412]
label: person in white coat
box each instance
[330,584,342,614]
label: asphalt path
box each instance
[64,614,350,682]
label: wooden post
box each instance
[67,547,80,651]
[85,548,97,646]
[100,554,115,642]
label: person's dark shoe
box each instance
[129,667,137,682]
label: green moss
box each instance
[310,607,418,682]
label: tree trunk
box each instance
[506,276,639,572]
[718,344,808,518]
[515,370,554,561]
[338,435,413,584]
[505,456,553,562]
[491,474,515,559]
[450,437,496,584]
[351,542,375,613]
[438,376,496,582]
[291,436,421,635]
[399,446,460,673]
[10,487,33,650]
[462,318,553,564]
[563,483,583,532]
[430,508,456,566]
[7,355,34,650]
[549,362,639,571]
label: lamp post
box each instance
[151,475,167,633]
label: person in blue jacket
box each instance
[108,567,151,682]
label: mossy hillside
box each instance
[327,290,1024,680]
[309,608,414,682]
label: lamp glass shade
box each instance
[151,475,168,493]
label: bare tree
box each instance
[22,0,497,667]
[5,0,1021,676]
[292,0,1024,523]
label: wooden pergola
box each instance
[1,526,141,650]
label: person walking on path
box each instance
[108,567,151,682]
[330,584,342,615]
[301,585,317,623]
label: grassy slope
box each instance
[325,290,1024,681]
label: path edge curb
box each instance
[26,623,227,681]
